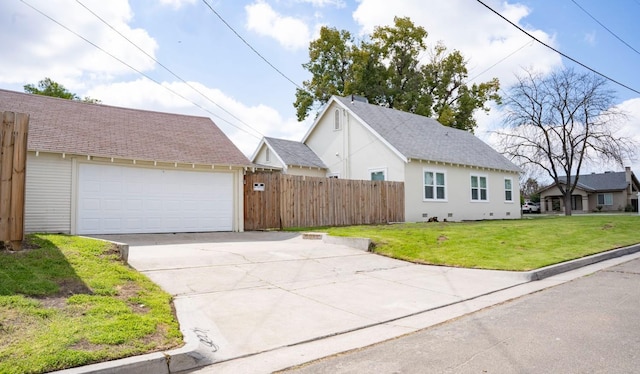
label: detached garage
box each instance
[1,89,250,234]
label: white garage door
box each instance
[77,164,233,234]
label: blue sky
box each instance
[2,0,639,175]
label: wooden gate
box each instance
[0,112,29,250]
[244,171,404,230]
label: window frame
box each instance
[470,174,489,202]
[597,193,613,206]
[504,177,513,202]
[423,168,447,202]
[369,168,387,181]
[334,109,341,131]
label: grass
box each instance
[0,234,182,374]
[320,215,640,271]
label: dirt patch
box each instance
[602,223,614,230]
[437,235,449,243]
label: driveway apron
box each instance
[93,232,528,364]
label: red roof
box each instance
[0,89,250,166]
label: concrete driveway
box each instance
[93,232,535,370]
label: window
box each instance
[369,168,386,181]
[597,193,613,206]
[265,148,270,162]
[424,170,446,200]
[334,109,341,130]
[471,175,488,201]
[504,178,513,202]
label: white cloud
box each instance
[614,98,640,172]
[0,0,158,90]
[157,0,196,10]
[296,0,346,8]
[584,30,596,46]
[245,0,314,50]
[86,79,311,156]
[352,0,562,89]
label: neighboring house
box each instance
[538,167,640,213]
[251,136,327,177]
[0,89,250,235]
[253,95,522,222]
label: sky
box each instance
[2,0,640,178]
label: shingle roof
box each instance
[564,172,628,191]
[333,96,520,172]
[264,137,327,169]
[0,89,250,166]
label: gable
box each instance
[0,89,249,166]
[304,96,520,173]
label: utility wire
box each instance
[468,39,534,82]
[199,0,304,91]
[20,0,261,140]
[74,0,263,138]
[475,0,640,95]
[570,0,640,57]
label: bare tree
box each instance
[497,68,636,215]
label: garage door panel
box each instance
[78,164,233,234]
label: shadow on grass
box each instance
[0,234,91,298]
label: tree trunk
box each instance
[563,193,573,216]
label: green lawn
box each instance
[323,215,640,271]
[0,234,182,374]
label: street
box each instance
[282,257,640,374]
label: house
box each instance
[538,167,640,213]
[0,89,250,235]
[251,136,327,177]
[252,95,522,222]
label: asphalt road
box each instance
[282,257,640,374]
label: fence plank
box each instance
[244,171,404,230]
[0,112,29,249]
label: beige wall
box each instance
[253,144,284,169]
[285,166,327,178]
[540,186,628,212]
[306,101,405,181]
[404,162,521,222]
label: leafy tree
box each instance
[520,177,541,204]
[497,68,636,215]
[294,17,500,132]
[24,77,100,103]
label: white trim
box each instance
[470,173,489,202]
[368,167,387,181]
[504,177,514,203]
[301,96,408,163]
[423,168,448,202]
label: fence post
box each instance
[0,111,29,251]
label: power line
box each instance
[475,0,640,95]
[199,0,304,91]
[74,0,263,138]
[570,0,640,57]
[19,0,262,140]
[468,39,534,83]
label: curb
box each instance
[524,243,640,281]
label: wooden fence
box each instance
[244,171,404,230]
[0,112,29,250]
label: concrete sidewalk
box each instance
[55,232,640,374]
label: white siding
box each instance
[254,144,284,169]
[306,102,405,181]
[25,152,72,233]
[285,166,327,177]
[404,162,521,222]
